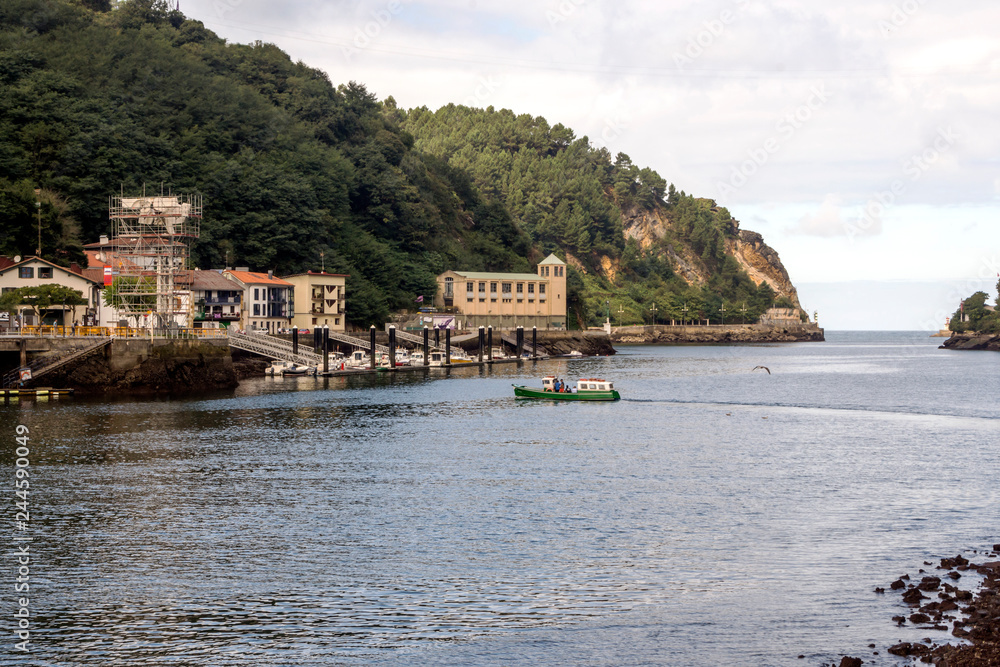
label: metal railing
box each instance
[2,337,112,388]
[2,326,228,339]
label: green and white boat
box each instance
[513,376,620,401]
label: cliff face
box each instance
[617,207,801,306]
[729,230,801,308]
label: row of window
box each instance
[539,266,564,277]
[17,267,53,279]
[252,304,289,317]
[472,297,542,303]
[468,282,545,295]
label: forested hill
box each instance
[0,0,802,328]
[401,105,802,325]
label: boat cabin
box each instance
[577,378,614,392]
[540,376,614,393]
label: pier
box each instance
[0,325,612,392]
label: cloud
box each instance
[788,194,866,237]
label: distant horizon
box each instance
[796,279,998,331]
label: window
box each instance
[467,281,474,295]
[516,283,523,294]
[39,267,53,279]
[479,282,486,294]
[254,288,260,301]
[444,277,454,298]
[490,282,497,295]
[527,284,534,294]
[253,304,260,316]
[19,267,33,279]
[335,318,340,326]
[501,282,511,295]
[2,288,15,294]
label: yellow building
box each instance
[282,271,348,331]
[434,254,566,329]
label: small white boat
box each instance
[428,350,446,367]
[266,360,316,377]
[449,349,477,364]
[410,350,425,365]
[345,350,370,368]
[566,350,584,357]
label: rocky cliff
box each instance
[730,230,801,309]
[619,207,801,307]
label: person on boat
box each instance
[554,378,562,392]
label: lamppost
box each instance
[617,304,624,326]
[681,303,689,326]
[740,302,747,324]
[649,303,658,326]
[720,300,726,326]
[605,300,610,325]
[34,188,41,256]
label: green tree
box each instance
[102,276,155,310]
[0,283,87,324]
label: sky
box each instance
[181,0,1000,329]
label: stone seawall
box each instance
[612,323,825,344]
[37,339,237,394]
[452,331,616,356]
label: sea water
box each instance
[2,331,998,665]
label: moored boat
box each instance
[266,360,316,376]
[513,376,620,401]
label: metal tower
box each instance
[108,189,202,326]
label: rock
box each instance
[918,576,942,591]
[893,615,906,625]
[838,657,863,667]
[903,588,926,604]
[939,333,1000,351]
[910,613,931,624]
[888,642,929,657]
[891,579,906,590]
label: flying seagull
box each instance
[752,366,771,375]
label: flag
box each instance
[415,295,424,303]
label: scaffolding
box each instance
[108,190,202,325]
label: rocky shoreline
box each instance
[836,545,1000,666]
[939,334,1000,351]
